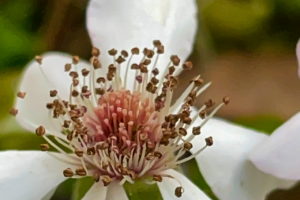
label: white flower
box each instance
[1,1,296,200]
[249,40,300,181]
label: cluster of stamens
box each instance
[12,40,229,198]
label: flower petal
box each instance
[82,182,107,200]
[250,112,300,180]
[87,0,197,58]
[158,169,212,200]
[189,118,296,200]
[297,39,300,78]
[106,182,128,200]
[15,52,90,135]
[87,0,197,89]
[0,151,71,200]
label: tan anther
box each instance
[63,120,71,128]
[92,47,100,57]
[9,108,18,116]
[75,149,84,157]
[143,59,151,65]
[75,168,87,176]
[81,86,88,93]
[72,56,80,64]
[96,77,106,83]
[116,56,125,64]
[40,144,49,151]
[223,96,230,105]
[108,48,117,56]
[17,91,26,99]
[146,152,155,160]
[101,175,112,186]
[170,55,180,66]
[64,63,72,72]
[175,186,183,197]
[46,103,53,109]
[192,126,201,135]
[199,110,206,119]
[154,151,162,159]
[151,77,159,85]
[140,65,148,73]
[81,68,90,77]
[194,78,204,86]
[121,50,129,57]
[49,90,58,97]
[35,55,43,64]
[153,175,163,182]
[143,48,154,58]
[93,58,101,69]
[183,61,193,70]
[183,117,192,125]
[131,63,139,69]
[95,88,105,95]
[178,127,187,136]
[67,132,73,141]
[131,47,139,55]
[153,40,162,47]
[168,66,176,74]
[87,147,96,155]
[72,79,79,87]
[35,125,46,136]
[157,45,165,54]
[63,168,74,177]
[204,99,215,108]
[69,71,79,78]
[184,142,193,150]
[72,90,79,97]
[152,68,159,75]
[205,136,213,146]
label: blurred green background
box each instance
[0,0,299,199]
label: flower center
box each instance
[13,40,229,197]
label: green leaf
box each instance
[71,177,94,200]
[124,180,163,200]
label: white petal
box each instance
[0,151,71,200]
[42,187,57,200]
[15,52,89,134]
[82,182,107,200]
[106,182,128,200]
[158,169,211,200]
[189,118,296,200]
[250,112,300,180]
[87,0,197,89]
[297,39,300,78]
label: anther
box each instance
[179,127,187,136]
[152,68,159,75]
[72,90,79,97]
[93,58,101,69]
[35,55,43,64]
[63,168,74,177]
[40,144,50,151]
[96,77,106,83]
[183,61,193,70]
[153,175,163,182]
[175,186,183,197]
[153,40,162,47]
[205,136,213,146]
[9,108,18,116]
[75,168,87,176]
[131,47,139,55]
[35,126,46,136]
[170,55,180,66]
[157,45,165,54]
[223,96,230,105]
[72,56,80,64]
[154,151,163,159]
[116,56,125,64]
[17,91,26,99]
[108,49,117,56]
[75,149,84,157]
[64,63,72,72]
[121,50,129,57]
[81,69,90,77]
[49,90,58,97]
[92,47,100,57]
[184,142,193,150]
